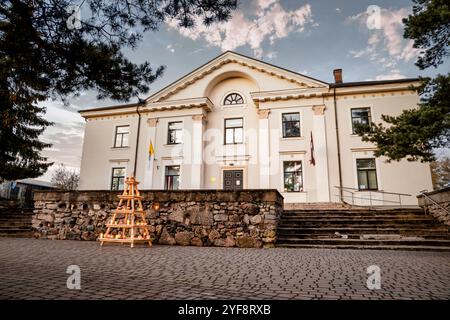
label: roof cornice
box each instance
[145,51,328,103]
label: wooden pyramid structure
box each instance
[98,176,152,248]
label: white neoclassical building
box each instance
[78,51,432,205]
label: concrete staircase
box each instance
[277,206,450,251]
[0,200,34,238]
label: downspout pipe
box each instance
[333,86,343,202]
[133,100,143,177]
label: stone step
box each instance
[277,227,449,234]
[283,209,425,215]
[276,238,450,247]
[0,208,34,238]
[281,215,433,220]
[0,220,33,226]
[0,225,33,230]
[0,215,33,219]
[279,223,441,229]
[0,228,32,234]
[0,215,34,220]
[276,243,450,251]
[283,202,352,211]
[283,207,425,212]
[277,232,450,240]
[279,218,439,224]
[0,231,34,238]
[0,218,32,223]
[0,209,34,214]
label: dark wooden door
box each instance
[223,170,243,190]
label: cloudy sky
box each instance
[38,0,450,181]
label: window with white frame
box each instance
[165,165,180,190]
[224,118,243,144]
[111,167,126,190]
[283,161,303,192]
[113,125,129,148]
[351,108,371,134]
[282,112,301,138]
[167,121,183,144]
[356,158,378,190]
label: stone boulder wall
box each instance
[32,190,283,248]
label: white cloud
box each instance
[166,1,314,58]
[258,0,277,9]
[336,8,341,13]
[37,100,85,181]
[166,44,175,53]
[266,51,277,59]
[348,7,419,68]
[367,69,406,81]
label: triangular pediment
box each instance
[145,51,328,103]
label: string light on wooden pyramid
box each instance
[98,176,152,248]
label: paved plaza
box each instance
[0,238,449,300]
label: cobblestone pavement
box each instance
[0,238,449,300]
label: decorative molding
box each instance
[258,109,270,119]
[161,156,184,160]
[147,118,158,127]
[109,159,130,163]
[147,54,324,103]
[350,147,377,152]
[279,150,307,155]
[216,155,251,162]
[142,97,213,113]
[312,105,326,115]
[192,114,206,122]
[251,87,326,103]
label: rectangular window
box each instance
[111,167,126,190]
[165,166,180,190]
[282,113,301,138]
[224,118,243,144]
[114,125,130,148]
[356,159,378,190]
[283,161,303,192]
[167,121,183,144]
[351,108,371,134]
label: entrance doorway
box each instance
[223,170,243,190]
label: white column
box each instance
[312,105,330,201]
[142,118,158,189]
[191,114,205,189]
[258,109,270,189]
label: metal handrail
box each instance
[334,186,412,206]
[335,186,411,196]
[419,191,450,215]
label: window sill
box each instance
[164,143,183,147]
[283,190,306,193]
[280,136,304,141]
[111,146,130,150]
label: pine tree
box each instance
[356,0,450,162]
[0,0,237,181]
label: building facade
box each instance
[78,51,432,205]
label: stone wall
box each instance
[417,187,450,226]
[32,190,283,248]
